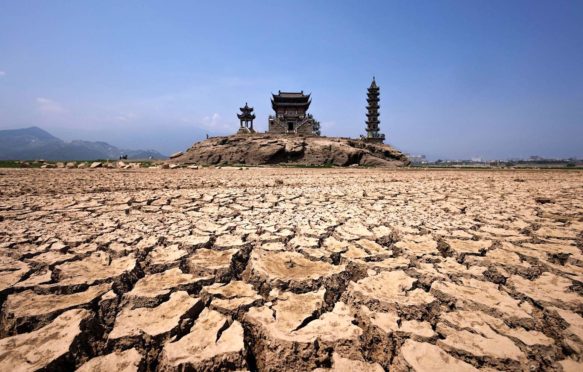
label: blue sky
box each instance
[0,1,581,159]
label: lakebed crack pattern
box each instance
[0,168,582,371]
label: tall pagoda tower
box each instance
[363,77,385,143]
[237,103,256,134]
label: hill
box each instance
[172,134,409,167]
[0,127,167,161]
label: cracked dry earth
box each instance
[0,168,582,372]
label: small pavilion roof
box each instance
[239,102,254,112]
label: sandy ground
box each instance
[0,167,582,371]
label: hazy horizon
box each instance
[1,1,582,160]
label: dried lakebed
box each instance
[0,167,582,371]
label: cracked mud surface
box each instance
[0,167,582,371]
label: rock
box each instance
[168,164,180,169]
[77,162,88,168]
[76,348,143,372]
[65,162,76,168]
[90,162,102,168]
[159,308,247,371]
[535,197,554,204]
[171,135,409,167]
[169,151,184,159]
[0,309,91,371]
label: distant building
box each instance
[408,154,427,164]
[267,91,319,135]
[362,77,385,143]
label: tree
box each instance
[312,119,321,136]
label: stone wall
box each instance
[268,117,315,135]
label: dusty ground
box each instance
[0,167,582,371]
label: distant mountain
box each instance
[0,127,167,161]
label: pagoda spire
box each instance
[363,77,385,143]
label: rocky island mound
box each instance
[171,135,409,167]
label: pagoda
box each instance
[237,103,256,134]
[268,91,319,135]
[362,77,385,143]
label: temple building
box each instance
[362,77,385,143]
[237,103,256,134]
[268,91,319,135]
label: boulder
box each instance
[170,135,409,167]
[169,151,184,159]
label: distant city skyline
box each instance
[0,1,582,159]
